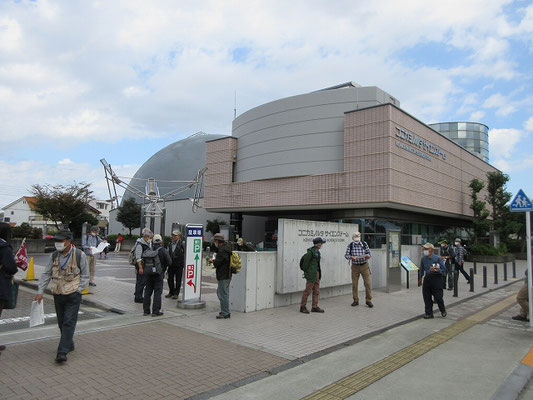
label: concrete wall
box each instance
[229,245,422,312]
[232,86,399,182]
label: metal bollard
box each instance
[512,261,516,278]
[483,266,487,288]
[453,270,459,297]
[474,261,477,275]
[504,263,507,281]
[494,264,498,284]
[469,268,474,292]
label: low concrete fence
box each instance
[229,245,423,312]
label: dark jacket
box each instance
[301,246,321,283]
[167,239,185,269]
[153,243,172,272]
[0,239,18,302]
[213,242,232,281]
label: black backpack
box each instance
[141,246,163,276]
[299,253,307,270]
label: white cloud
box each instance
[0,160,140,209]
[0,17,22,52]
[470,110,485,120]
[493,156,533,173]
[489,128,524,158]
[525,117,533,131]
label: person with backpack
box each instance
[133,229,153,303]
[418,242,447,319]
[0,222,18,356]
[81,225,103,287]
[211,233,233,319]
[166,230,185,299]
[142,234,171,317]
[439,239,455,290]
[344,232,373,308]
[453,238,471,284]
[300,237,326,314]
[34,231,89,363]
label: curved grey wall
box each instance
[429,122,489,162]
[123,133,225,204]
[232,86,399,182]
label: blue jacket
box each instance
[418,254,446,278]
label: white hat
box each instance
[153,234,163,242]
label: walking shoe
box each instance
[216,313,231,319]
[143,312,150,316]
[423,314,434,319]
[69,343,75,352]
[172,294,179,299]
[89,282,96,287]
[134,298,143,303]
[351,301,359,306]
[366,301,374,308]
[447,287,453,291]
[0,345,6,351]
[55,353,67,363]
[164,293,173,298]
[152,312,164,317]
[300,306,310,314]
[441,311,447,318]
[512,315,529,322]
[311,307,324,313]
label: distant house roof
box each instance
[23,196,38,211]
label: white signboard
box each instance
[182,224,203,302]
[276,219,357,294]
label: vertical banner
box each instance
[183,224,203,302]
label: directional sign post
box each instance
[510,189,532,327]
[177,224,206,309]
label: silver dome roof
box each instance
[123,132,227,204]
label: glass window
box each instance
[458,131,467,138]
[365,234,386,249]
[440,123,449,131]
[364,220,375,234]
[466,123,477,131]
[448,122,458,131]
[458,122,467,130]
[448,131,458,139]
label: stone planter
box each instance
[468,254,516,263]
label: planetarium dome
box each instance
[123,132,227,204]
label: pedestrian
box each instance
[235,237,255,252]
[453,238,471,284]
[344,232,373,308]
[114,234,123,252]
[81,225,103,287]
[512,269,530,322]
[35,231,89,363]
[0,222,18,356]
[439,239,454,291]
[300,237,326,314]
[211,233,232,319]
[142,234,171,317]
[133,229,152,303]
[418,242,447,319]
[99,236,109,259]
[166,230,185,299]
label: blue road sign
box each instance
[510,189,532,212]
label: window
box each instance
[4,217,9,222]
[11,211,14,215]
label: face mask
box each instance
[91,232,97,236]
[455,242,460,246]
[55,242,66,251]
[423,250,429,256]
[354,240,360,244]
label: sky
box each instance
[1,0,533,209]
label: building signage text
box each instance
[395,126,447,162]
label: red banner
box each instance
[15,239,28,271]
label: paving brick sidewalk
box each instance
[0,321,288,400]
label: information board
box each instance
[400,256,419,271]
[182,224,203,302]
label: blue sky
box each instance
[0,0,532,208]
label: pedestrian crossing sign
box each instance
[510,189,532,212]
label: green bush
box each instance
[506,239,522,253]
[12,223,43,239]
[470,243,508,256]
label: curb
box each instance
[490,359,533,400]
[16,279,126,314]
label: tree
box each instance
[30,182,94,236]
[205,217,227,234]
[469,178,491,245]
[486,171,522,246]
[116,197,141,235]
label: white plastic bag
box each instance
[29,300,45,328]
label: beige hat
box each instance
[153,234,163,242]
[213,233,225,242]
[422,242,434,249]
[171,230,181,236]
[352,232,361,240]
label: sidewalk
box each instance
[3,256,531,399]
